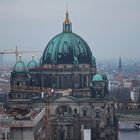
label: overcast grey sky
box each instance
[0,0,140,62]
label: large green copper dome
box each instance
[42,32,93,65]
[41,11,95,65]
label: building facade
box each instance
[8,11,118,140]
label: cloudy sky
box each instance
[0,0,140,63]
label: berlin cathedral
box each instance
[9,10,118,140]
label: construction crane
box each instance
[0,46,40,65]
[0,46,18,63]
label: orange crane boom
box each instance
[0,46,41,63]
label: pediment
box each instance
[52,117,73,122]
[52,96,78,102]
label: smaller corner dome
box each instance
[13,60,28,73]
[27,56,38,69]
[92,73,103,82]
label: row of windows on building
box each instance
[55,105,105,118]
[12,74,92,89]
[0,133,10,140]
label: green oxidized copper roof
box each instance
[42,32,93,65]
[27,56,38,69]
[41,11,95,65]
[92,73,103,82]
[13,57,28,73]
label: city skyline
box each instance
[0,0,140,62]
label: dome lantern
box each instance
[63,8,72,32]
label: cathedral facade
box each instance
[9,11,118,140]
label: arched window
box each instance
[74,109,77,114]
[96,112,100,118]
[83,110,87,117]
[82,107,89,117]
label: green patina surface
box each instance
[13,60,28,73]
[92,73,103,82]
[41,32,95,65]
[27,59,38,69]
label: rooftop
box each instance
[0,107,46,128]
[6,107,42,120]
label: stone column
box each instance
[56,76,59,88]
